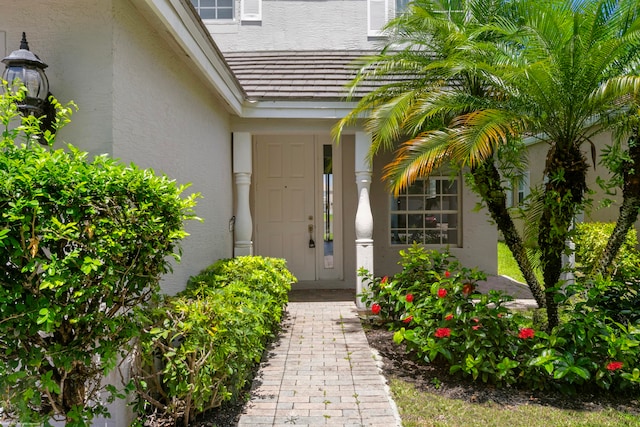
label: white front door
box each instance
[255,136,316,280]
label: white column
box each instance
[355,132,374,309]
[233,132,253,256]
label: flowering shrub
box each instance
[362,247,640,393]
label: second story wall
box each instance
[199,0,401,52]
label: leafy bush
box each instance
[131,256,294,426]
[573,222,640,279]
[364,248,640,394]
[360,244,487,322]
[0,86,198,425]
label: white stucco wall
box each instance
[208,0,392,52]
[1,0,115,155]
[113,0,234,295]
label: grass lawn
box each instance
[391,379,640,427]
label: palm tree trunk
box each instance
[592,133,640,277]
[471,159,546,308]
[538,145,588,329]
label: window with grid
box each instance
[390,176,460,245]
[191,0,234,20]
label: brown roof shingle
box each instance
[223,51,380,101]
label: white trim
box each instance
[136,0,245,115]
[241,100,360,119]
[241,0,262,21]
[368,0,388,36]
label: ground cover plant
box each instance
[0,85,198,425]
[361,246,640,395]
[130,256,294,427]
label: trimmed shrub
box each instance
[0,87,198,426]
[131,256,294,426]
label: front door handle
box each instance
[308,224,315,248]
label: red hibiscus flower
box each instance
[380,276,388,285]
[444,270,451,278]
[445,314,454,321]
[606,361,624,371]
[371,303,381,315]
[434,327,451,338]
[405,293,414,303]
[437,288,447,298]
[518,328,535,339]
[462,282,475,296]
[403,315,413,324]
[472,325,481,330]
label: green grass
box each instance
[498,241,544,284]
[391,379,640,427]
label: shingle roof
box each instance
[223,51,380,101]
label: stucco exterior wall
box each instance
[113,0,234,295]
[208,0,391,52]
[370,150,498,276]
[525,131,634,225]
[1,0,115,155]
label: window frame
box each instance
[190,0,235,21]
[389,174,462,246]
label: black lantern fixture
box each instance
[2,32,55,134]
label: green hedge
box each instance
[573,222,640,279]
[131,256,295,426]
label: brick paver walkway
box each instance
[238,300,401,427]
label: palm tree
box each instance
[334,0,640,328]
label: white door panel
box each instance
[256,136,316,280]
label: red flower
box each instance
[380,276,388,284]
[403,315,413,324]
[405,294,414,303]
[462,283,475,296]
[518,328,535,339]
[444,271,451,278]
[445,314,454,321]
[371,303,381,315]
[472,318,480,323]
[437,288,448,298]
[606,361,624,371]
[434,327,451,338]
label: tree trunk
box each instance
[538,144,588,329]
[471,159,546,308]
[591,133,640,277]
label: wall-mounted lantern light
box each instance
[2,32,55,134]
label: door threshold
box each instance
[293,280,352,290]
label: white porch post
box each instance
[355,132,374,309]
[233,132,253,256]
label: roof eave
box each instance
[135,0,246,115]
[241,99,361,119]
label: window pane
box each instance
[407,196,423,210]
[199,9,217,19]
[217,8,233,19]
[442,195,457,210]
